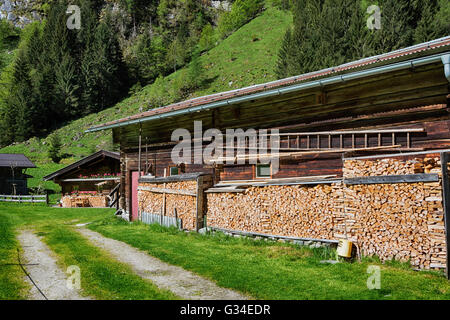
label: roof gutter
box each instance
[442,54,450,82]
[85,51,450,133]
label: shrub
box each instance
[48,134,62,163]
[218,0,265,39]
[198,24,216,52]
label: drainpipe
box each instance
[443,54,450,82]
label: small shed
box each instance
[0,154,36,195]
[43,150,120,208]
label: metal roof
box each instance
[87,36,450,133]
[0,154,36,168]
[43,150,120,181]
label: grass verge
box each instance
[89,217,450,300]
[39,225,177,300]
[0,210,28,299]
[0,203,176,300]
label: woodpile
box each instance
[340,156,446,270]
[61,195,108,208]
[138,181,198,230]
[343,156,442,177]
[207,184,338,240]
[337,182,445,269]
[207,155,447,271]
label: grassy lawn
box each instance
[0,203,176,300]
[39,226,177,300]
[0,209,28,300]
[89,217,450,300]
[3,203,450,300]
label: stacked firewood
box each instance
[340,156,446,270]
[337,182,445,269]
[343,157,442,177]
[138,181,198,230]
[207,184,338,239]
[207,155,447,270]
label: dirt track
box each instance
[17,230,90,300]
[77,228,248,300]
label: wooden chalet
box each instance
[87,37,450,272]
[0,154,36,195]
[44,150,120,208]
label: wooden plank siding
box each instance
[116,61,450,214]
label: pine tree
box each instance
[48,133,62,163]
[276,28,293,79]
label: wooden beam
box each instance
[137,186,196,197]
[209,145,402,163]
[344,173,439,185]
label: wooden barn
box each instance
[87,37,450,272]
[0,154,36,195]
[44,150,120,208]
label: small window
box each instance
[256,164,271,178]
[169,166,180,176]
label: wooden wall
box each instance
[0,168,28,195]
[116,61,450,214]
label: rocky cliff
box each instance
[0,0,40,28]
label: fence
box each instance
[141,211,182,229]
[0,194,48,204]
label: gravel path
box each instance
[77,228,248,300]
[17,230,90,300]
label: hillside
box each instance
[0,6,292,197]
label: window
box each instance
[256,164,271,178]
[169,166,180,176]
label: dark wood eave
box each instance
[43,150,120,181]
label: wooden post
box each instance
[174,208,178,229]
[138,124,142,177]
[196,176,204,232]
[145,137,149,174]
[440,152,450,279]
[161,168,167,226]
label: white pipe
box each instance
[442,54,450,82]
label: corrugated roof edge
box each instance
[0,153,36,168]
[86,36,450,133]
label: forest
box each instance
[0,0,448,148]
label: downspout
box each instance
[443,54,450,82]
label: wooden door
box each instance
[130,171,141,221]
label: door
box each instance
[130,171,142,221]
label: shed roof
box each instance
[0,154,36,168]
[43,150,120,181]
[86,36,450,133]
